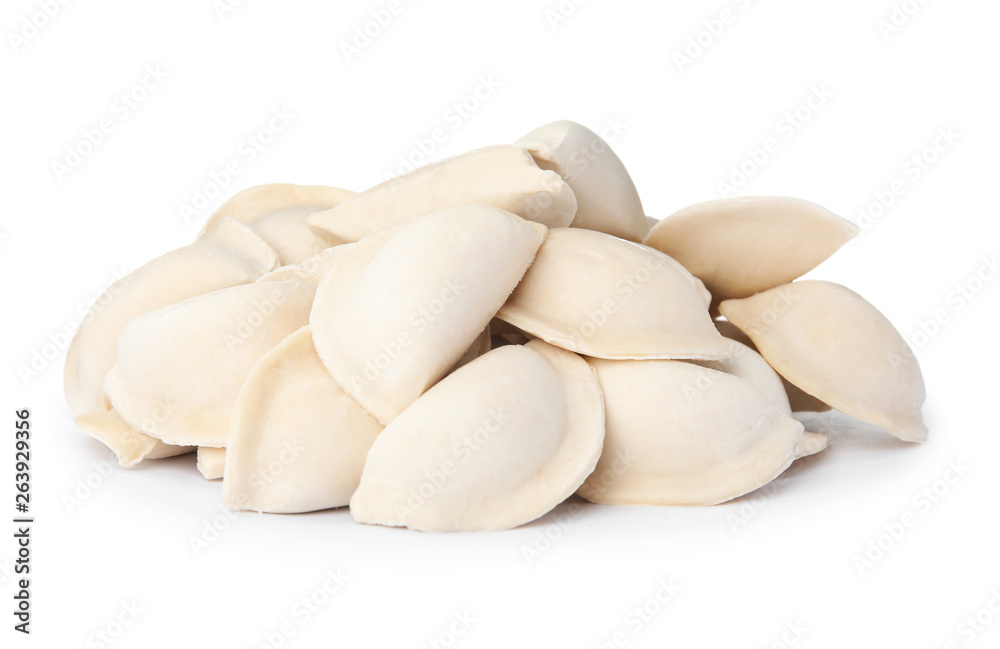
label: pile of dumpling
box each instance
[64,120,927,532]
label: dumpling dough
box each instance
[223,327,384,513]
[197,447,226,480]
[715,319,831,413]
[516,120,648,242]
[75,409,193,468]
[65,218,279,416]
[497,228,730,360]
[104,281,316,447]
[579,358,807,506]
[719,280,927,442]
[310,206,545,424]
[307,145,577,242]
[350,340,605,532]
[643,197,859,301]
[196,183,356,239]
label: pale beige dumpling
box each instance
[715,319,831,412]
[75,410,193,468]
[104,281,316,448]
[310,206,545,424]
[255,245,343,284]
[517,120,648,242]
[247,206,340,265]
[196,183,356,239]
[350,340,604,532]
[695,337,828,458]
[223,327,383,512]
[64,218,279,416]
[307,145,576,242]
[497,228,730,361]
[719,281,927,442]
[197,447,226,480]
[579,358,808,506]
[643,197,859,301]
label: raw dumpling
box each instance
[516,120,648,242]
[196,183,356,239]
[75,409,193,468]
[197,447,226,480]
[719,280,927,442]
[695,337,828,458]
[578,358,806,506]
[497,228,730,360]
[715,319,831,412]
[247,206,339,265]
[643,197,859,301]
[311,206,545,424]
[256,245,343,284]
[104,281,316,447]
[307,146,576,242]
[64,218,279,416]
[350,340,605,532]
[223,327,384,512]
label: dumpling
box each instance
[223,327,383,512]
[197,447,226,480]
[64,218,279,416]
[196,183,356,239]
[246,206,339,265]
[643,197,859,301]
[497,228,730,360]
[516,120,648,242]
[715,319,831,413]
[307,146,576,242]
[694,337,828,458]
[104,281,316,447]
[310,206,545,424]
[75,409,193,468]
[578,358,808,506]
[718,280,927,442]
[350,340,604,532]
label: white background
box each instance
[2,0,999,647]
